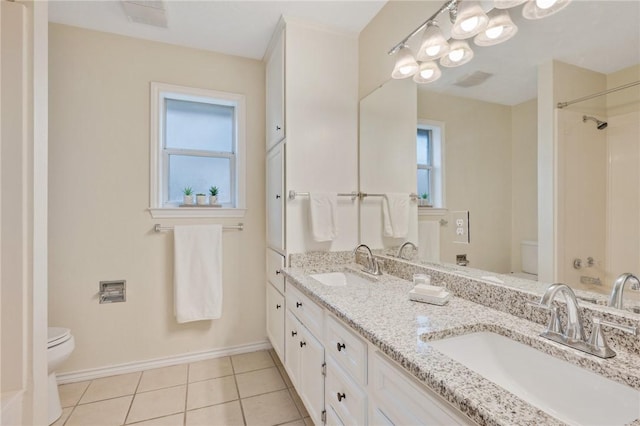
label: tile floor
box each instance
[54,350,312,426]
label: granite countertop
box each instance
[281,263,640,426]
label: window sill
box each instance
[418,207,448,217]
[148,207,247,219]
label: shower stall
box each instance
[555,79,640,297]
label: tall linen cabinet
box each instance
[264,17,359,425]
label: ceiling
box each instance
[48,0,387,60]
[49,1,639,106]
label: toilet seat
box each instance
[48,327,71,349]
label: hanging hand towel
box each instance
[309,192,338,242]
[382,193,410,238]
[174,224,223,323]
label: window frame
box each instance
[418,119,447,215]
[149,82,246,218]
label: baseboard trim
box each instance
[56,340,272,385]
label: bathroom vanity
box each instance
[269,252,640,426]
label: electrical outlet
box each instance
[451,211,470,244]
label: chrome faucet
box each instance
[396,241,417,259]
[529,283,637,358]
[534,283,586,342]
[608,273,640,310]
[353,244,382,276]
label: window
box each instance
[149,82,246,218]
[417,119,445,210]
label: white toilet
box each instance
[47,327,75,425]
[512,240,538,280]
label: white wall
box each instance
[48,24,267,373]
[510,99,538,274]
[284,20,360,254]
[417,90,513,273]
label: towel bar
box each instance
[154,223,244,232]
[288,190,359,201]
[360,193,419,201]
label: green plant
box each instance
[421,193,429,200]
[209,186,219,196]
[183,187,193,196]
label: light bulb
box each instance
[449,49,464,62]
[420,68,435,79]
[536,0,557,9]
[399,65,414,75]
[460,16,480,32]
[425,45,441,57]
[485,25,504,39]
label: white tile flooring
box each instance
[54,350,312,426]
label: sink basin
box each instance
[309,271,371,287]
[429,332,640,425]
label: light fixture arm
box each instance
[387,0,458,55]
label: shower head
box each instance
[583,115,608,130]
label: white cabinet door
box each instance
[267,142,285,252]
[266,27,285,150]
[285,309,302,389]
[298,326,325,426]
[266,283,285,362]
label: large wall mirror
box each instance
[359,0,640,314]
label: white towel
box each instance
[382,193,410,238]
[174,224,223,323]
[309,192,338,242]
[419,220,440,262]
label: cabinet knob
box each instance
[276,304,281,309]
[296,302,302,308]
[300,341,306,348]
[276,125,281,131]
[337,342,346,352]
[275,270,281,275]
[276,194,281,199]
[337,392,346,402]
[291,330,297,337]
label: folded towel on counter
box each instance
[174,224,223,323]
[382,193,410,238]
[309,192,338,242]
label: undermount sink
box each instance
[309,271,372,287]
[429,332,640,426]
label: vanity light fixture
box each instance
[474,9,518,46]
[388,0,572,83]
[413,61,442,84]
[391,45,419,79]
[440,39,474,67]
[522,0,572,19]
[450,0,489,39]
[416,22,450,61]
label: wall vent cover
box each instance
[454,71,493,88]
[121,1,168,28]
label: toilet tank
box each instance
[521,240,538,275]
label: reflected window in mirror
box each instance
[417,119,445,209]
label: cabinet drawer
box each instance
[325,358,366,426]
[267,249,285,293]
[369,351,475,425]
[286,283,323,338]
[324,314,367,385]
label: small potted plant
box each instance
[209,186,219,205]
[196,193,207,205]
[420,193,430,207]
[183,187,194,205]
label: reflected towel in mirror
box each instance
[382,193,410,238]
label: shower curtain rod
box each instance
[557,80,640,109]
